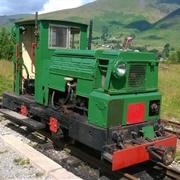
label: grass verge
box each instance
[159,64,180,120]
[0,60,13,96]
[13,157,30,166]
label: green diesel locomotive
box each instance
[0,14,177,171]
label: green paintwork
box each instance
[13,19,88,105]
[13,24,21,95]
[88,91,124,127]
[12,17,161,129]
[142,126,155,139]
[49,50,99,97]
[88,91,161,128]
[34,21,88,105]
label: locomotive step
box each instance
[0,108,45,130]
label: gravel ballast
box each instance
[1,114,180,179]
[0,115,54,180]
[0,140,53,180]
[0,114,82,180]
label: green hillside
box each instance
[38,0,173,33]
[138,8,180,49]
[0,14,32,30]
[0,0,180,49]
[40,0,179,23]
[38,0,180,49]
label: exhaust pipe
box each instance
[88,20,93,50]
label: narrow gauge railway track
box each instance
[153,161,180,179]
[1,97,180,179]
[0,98,139,179]
[1,118,180,180]
[161,119,180,138]
[23,129,180,180]
[119,160,180,180]
[0,111,139,179]
[37,130,140,180]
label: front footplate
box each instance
[106,135,177,171]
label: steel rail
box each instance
[161,119,180,128]
[0,107,178,180]
[0,97,2,108]
[161,119,180,138]
[68,145,139,180]
[36,130,139,180]
[152,160,180,179]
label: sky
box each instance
[0,0,96,15]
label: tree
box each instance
[168,49,180,63]
[101,26,109,41]
[0,27,14,60]
[149,49,159,58]
[162,43,170,58]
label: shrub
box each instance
[0,27,15,60]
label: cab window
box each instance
[49,24,80,49]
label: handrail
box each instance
[31,42,37,74]
[16,44,19,71]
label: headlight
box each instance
[113,61,126,78]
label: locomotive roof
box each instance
[15,17,88,26]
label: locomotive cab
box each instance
[12,16,88,98]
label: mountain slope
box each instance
[0,0,179,49]
[38,0,180,40]
[138,8,180,48]
[0,14,32,29]
[151,8,180,30]
[40,0,180,23]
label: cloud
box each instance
[39,0,96,14]
[0,0,48,15]
[0,0,96,16]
